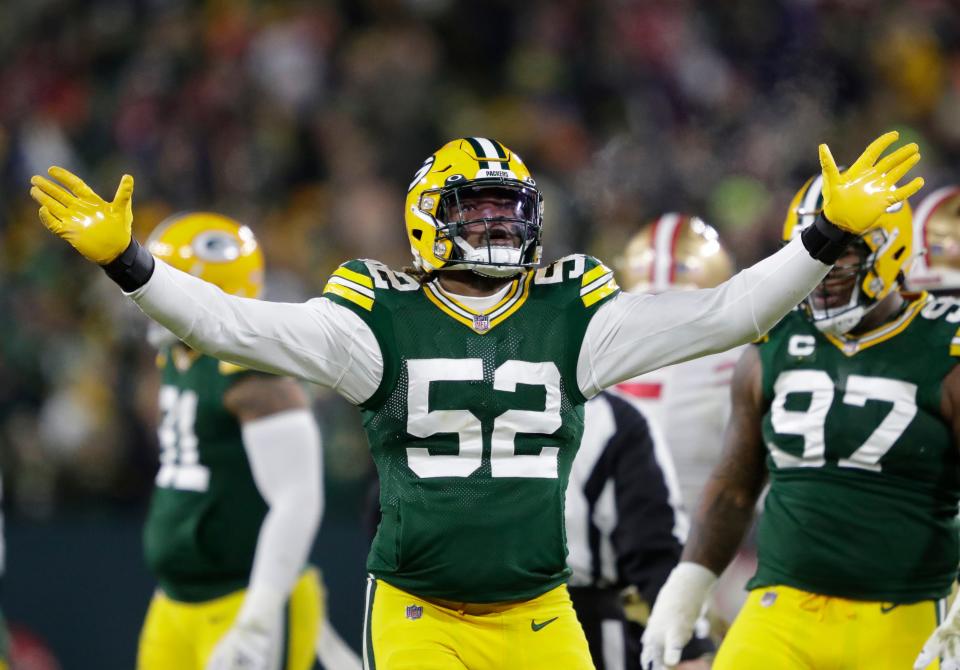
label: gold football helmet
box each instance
[783,174,913,334]
[405,137,542,278]
[146,212,264,298]
[907,186,960,293]
[618,213,734,293]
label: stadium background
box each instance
[0,0,958,666]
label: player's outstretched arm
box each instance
[914,365,960,670]
[206,376,322,670]
[580,132,923,395]
[29,167,382,404]
[641,347,767,670]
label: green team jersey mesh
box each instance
[323,256,620,602]
[752,294,960,603]
[143,351,267,602]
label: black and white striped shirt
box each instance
[565,390,712,670]
[566,389,687,594]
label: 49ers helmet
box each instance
[618,213,735,293]
[405,138,543,278]
[907,186,960,293]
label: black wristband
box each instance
[800,213,856,265]
[102,238,155,292]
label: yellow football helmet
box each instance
[146,212,264,297]
[783,174,913,334]
[907,186,960,293]
[618,213,734,293]
[405,137,543,278]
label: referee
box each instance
[565,390,713,670]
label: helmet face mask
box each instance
[783,175,913,335]
[405,138,543,278]
[437,183,541,277]
[804,241,871,335]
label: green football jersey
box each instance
[143,348,268,602]
[751,293,960,603]
[322,255,620,602]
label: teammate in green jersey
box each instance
[30,132,922,670]
[135,213,327,670]
[642,174,960,670]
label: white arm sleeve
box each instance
[236,409,323,626]
[128,260,382,404]
[578,237,829,397]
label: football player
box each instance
[565,216,732,670]
[616,214,752,629]
[135,213,325,670]
[909,185,960,670]
[615,214,740,511]
[642,174,959,670]
[907,185,960,295]
[30,132,922,670]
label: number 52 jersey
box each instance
[752,293,960,603]
[323,256,620,603]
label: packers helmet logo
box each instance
[408,156,435,193]
[193,230,242,263]
[146,212,264,298]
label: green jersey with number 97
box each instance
[322,255,620,603]
[751,293,960,603]
[143,349,268,602]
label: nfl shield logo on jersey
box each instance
[405,604,423,620]
[473,314,490,332]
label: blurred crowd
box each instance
[1,0,959,518]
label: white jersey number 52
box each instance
[406,359,562,479]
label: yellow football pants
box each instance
[714,584,943,670]
[363,577,595,670]
[137,567,323,670]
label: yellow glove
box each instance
[30,167,134,265]
[819,131,923,234]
